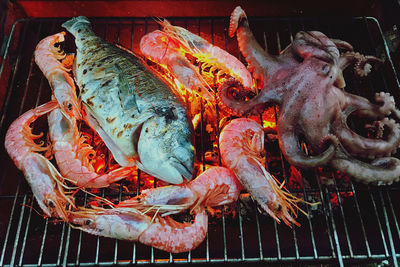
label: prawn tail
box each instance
[76,166,134,189]
[159,19,202,56]
[34,32,69,77]
[138,207,208,253]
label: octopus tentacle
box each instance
[279,131,336,168]
[229,6,273,89]
[374,92,397,116]
[342,90,395,119]
[331,146,400,185]
[335,117,400,158]
[354,55,383,77]
[338,51,382,76]
[217,78,282,116]
[330,39,354,52]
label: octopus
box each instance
[218,6,400,185]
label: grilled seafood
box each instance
[69,206,207,253]
[117,166,243,216]
[48,107,135,188]
[219,6,400,185]
[219,118,307,226]
[34,32,81,119]
[33,32,139,188]
[57,16,195,185]
[140,19,254,104]
[227,6,375,90]
[68,167,240,253]
[4,101,74,221]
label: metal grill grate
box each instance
[0,16,399,266]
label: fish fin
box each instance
[62,16,91,34]
[111,63,139,112]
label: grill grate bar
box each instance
[332,174,354,257]
[350,183,372,257]
[221,203,228,261]
[254,201,264,260]
[18,197,33,266]
[238,199,246,260]
[314,170,337,261]
[386,190,400,242]
[37,219,49,266]
[75,194,88,265]
[63,225,72,266]
[324,186,344,266]
[10,194,27,266]
[370,188,390,256]
[57,221,66,266]
[273,220,281,260]
[379,190,399,267]
[300,172,319,260]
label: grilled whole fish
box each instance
[62,16,195,184]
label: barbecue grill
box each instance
[0,2,400,266]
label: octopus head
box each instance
[292,31,340,62]
[293,31,346,88]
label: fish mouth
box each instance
[136,156,193,184]
[169,157,193,181]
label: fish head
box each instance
[137,111,195,184]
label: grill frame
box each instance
[0,16,399,266]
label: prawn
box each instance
[117,166,243,216]
[140,20,254,103]
[34,32,81,119]
[140,29,215,102]
[4,101,75,221]
[219,118,309,227]
[68,205,207,253]
[48,107,135,188]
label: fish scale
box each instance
[62,16,195,184]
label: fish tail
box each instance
[62,16,92,35]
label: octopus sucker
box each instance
[338,51,383,77]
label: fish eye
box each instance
[276,204,282,212]
[85,219,92,226]
[67,103,73,110]
[47,200,55,208]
